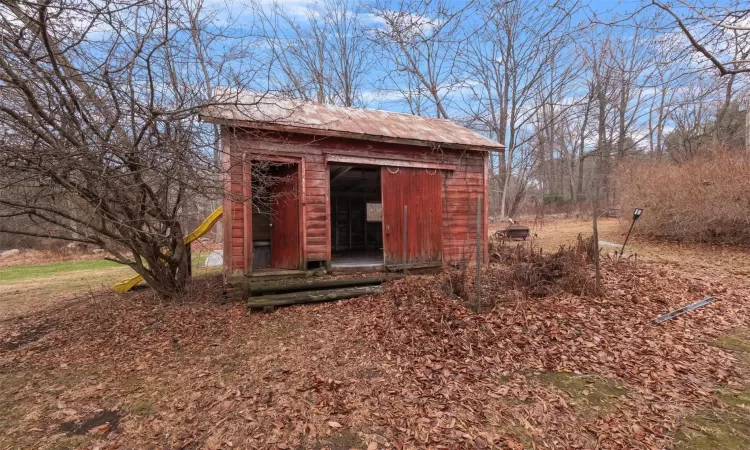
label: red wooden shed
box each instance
[201,94,503,278]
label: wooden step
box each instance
[248,274,402,296]
[249,269,308,280]
[247,285,383,309]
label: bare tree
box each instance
[323,0,373,106]
[647,0,750,76]
[369,0,472,118]
[254,0,371,107]
[0,0,259,296]
[611,26,652,161]
[460,0,580,217]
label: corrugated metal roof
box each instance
[200,92,503,152]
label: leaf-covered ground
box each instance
[1,234,749,449]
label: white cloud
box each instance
[360,89,407,104]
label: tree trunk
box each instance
[592,195,600,293]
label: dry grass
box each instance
[0,247,222,321]
[0,240,222,268]
[491,217,626,251]
[0,267,134,321]
[0,249,108,268]
[499,216,750,277]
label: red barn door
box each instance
[381,167,442,266]
[270,165,301,269]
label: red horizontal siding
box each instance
[225,127,488,269]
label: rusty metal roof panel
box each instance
[342,107,377,137]
[201,92,503,151]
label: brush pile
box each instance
[486,233,597,298]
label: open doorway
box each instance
[329,164,383,268]
[251,161,300,271]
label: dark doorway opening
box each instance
[329,164,383,268]
[251,161,300,271]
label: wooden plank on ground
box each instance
[247,285,383,308]
[249,274,403,295]
[386,261,443,271]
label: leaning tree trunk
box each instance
[130,224,191,298]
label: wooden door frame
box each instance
[379,167,388,267]
[326,159,385,266]
[324,154,452,269]
[244,154,306,273]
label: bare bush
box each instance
[444,262,469,301]
[618,151,750,245]
[489,235,595,297]
[0,0,259,297]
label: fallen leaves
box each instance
[0,256,749,449]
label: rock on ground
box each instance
[204,250,223,267]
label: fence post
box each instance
[475,195,482,311]
[403,205,408,264]
[187,243,192,278]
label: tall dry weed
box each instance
[618,151,750,244]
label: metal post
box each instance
[403,205,408,264]
[475,196,482,311]
[619,219,636,259]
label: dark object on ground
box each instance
[495,224,530,241]
[654,297,717,324]
[59,410,120,436]
[247,285,383,308]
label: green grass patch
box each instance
[713,329,750,356]
[675,328,750,449]
[46,435,97,450]
[130,399,155,416]
[676,408,750,450]
[311,430,365,449]
[0,259,120,282]
[0,252,214,283]
[538,372,627,418]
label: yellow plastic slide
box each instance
[113,206,224,293]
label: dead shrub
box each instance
[618,151,750,245]
[491,234,594,297]
[444,261,469,300]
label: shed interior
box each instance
[329,164,383,268]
